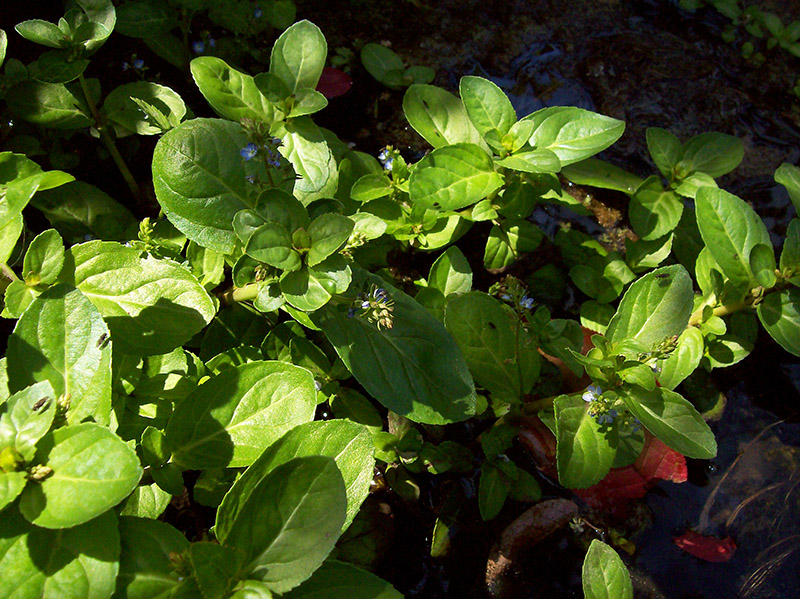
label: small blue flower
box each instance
[520,295,534,310]
[208,37,216,48]
[383,158,394,171]
[254,6,263,18]
[500,293,511,301]
[240,143,258,160]
[378,149,388,162]
[192,41,205,54]
[652,364,662,374]
[133,58,144,70]
[582,385,602,403]
[245,175,256,184]
[267,158,281,168]
[347,308,357,318]
[314,380,322,392]
[122,61,130,71]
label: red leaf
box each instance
[316,67,352,98]
[674,531,736,562]
[634,434,688,483]
[574,467,649,510]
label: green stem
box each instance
[218,283,260,306]
[1,262,19,283]
[688,298,750,326]
[78,74,143,205]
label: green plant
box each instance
[2,3,800,597]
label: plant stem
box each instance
[78,74,143,205]
[688,298,750,326]
[218,282,260,306]
[1,262,19,283]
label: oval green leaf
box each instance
[554,394,617,489]
[60,241,217,355]
[216,419,374,541]
[166,361,317,469]
[582,540,633,599]
[620,387,717,459]
[312,269,476,424]
[269,20,327,94]
[222,456,346,594]
[402,84,482,148]
[0,508,119,599]
[153,118,261,253]
[191,56,276,123]
[7,285,111,425]
[606,265,693,349]
[20,423,142,528]
[409,143,503,211]
[283,559,403,599]
[757,288,800,357]
[459,76,516,138]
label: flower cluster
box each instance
[348,284,395,329]
[377,147,394,171]
[254,5,263,18]
[239,137,283,168]
[122,58,145,72]
[582,385,618,425]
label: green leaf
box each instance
[0,30,6,68]
[312,268,476,424]
[679,132,744,178]
[629,176,683,240]
[221,456,346,593]
[153,118,262,254]
[361,44,406,89]
[191,57,276,123]
[775,162,800,214]
[403,84,482,148]
[288,88,328,117]
[561,158,643,194]
[582,540,633,599]
[115,0,177,38]
[269,20,327,94]
[7,285,112,426]
[166,361,316,469]
[780,219,800,273]
[656,326,704,390]
[695,187,772,286]
[117,516,189,599]
[494,149,561,174]
[350,174,392,202]
[280,257,352,312]
[444,292,539,402]
[0,471,27,511]
[757,288,800,356]
[60,241,217,355]
[0,381,56,463]
[6,81,92,129]
[606,265,694,349]
[118,483,171,519]
[410,143,502,211]
[428,246,472,296]
[624,233,673,272]
[478,461,508,520]
[646,127,681,179]
[308,213,354,266]
[0,508,119,599]
[275,117,338,203]
[554,394,617,488]
[245,223,300,270]
[22,228,64,285]
[672,171,717,199]
[143,31,186,69]
[749,243,777,287]
[30,51,89,84]
[621,387,717,459]
[527,107,625,166]
[483,219,543,269]
[32,181,137,243]
[216,419,374,540]
[459,76,516,138]
[283,559,402,599]
[20,423,142,528]
[190,542,244,599]
[15,20,68,49]
[104,81,186,135]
